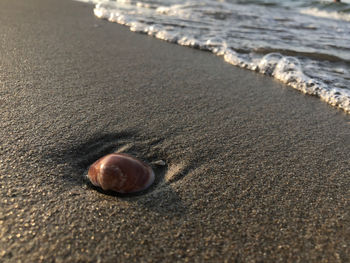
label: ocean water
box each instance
[77,0,350,113]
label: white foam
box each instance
[259,54,350,111]
[300,8,350,22]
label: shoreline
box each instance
[0,0,349,262]
[91,0,350,114]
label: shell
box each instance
[87,153,155,194]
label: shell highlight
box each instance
[87,153,155,194]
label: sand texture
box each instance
[0,0,349,262]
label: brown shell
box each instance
[87,153,155,193]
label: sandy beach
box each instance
[0,0,349,262]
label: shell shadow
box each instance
[44,131,135,185]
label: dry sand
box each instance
[0,0,349,262]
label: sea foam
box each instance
[300,8,350,22]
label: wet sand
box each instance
[0,0,349,262]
